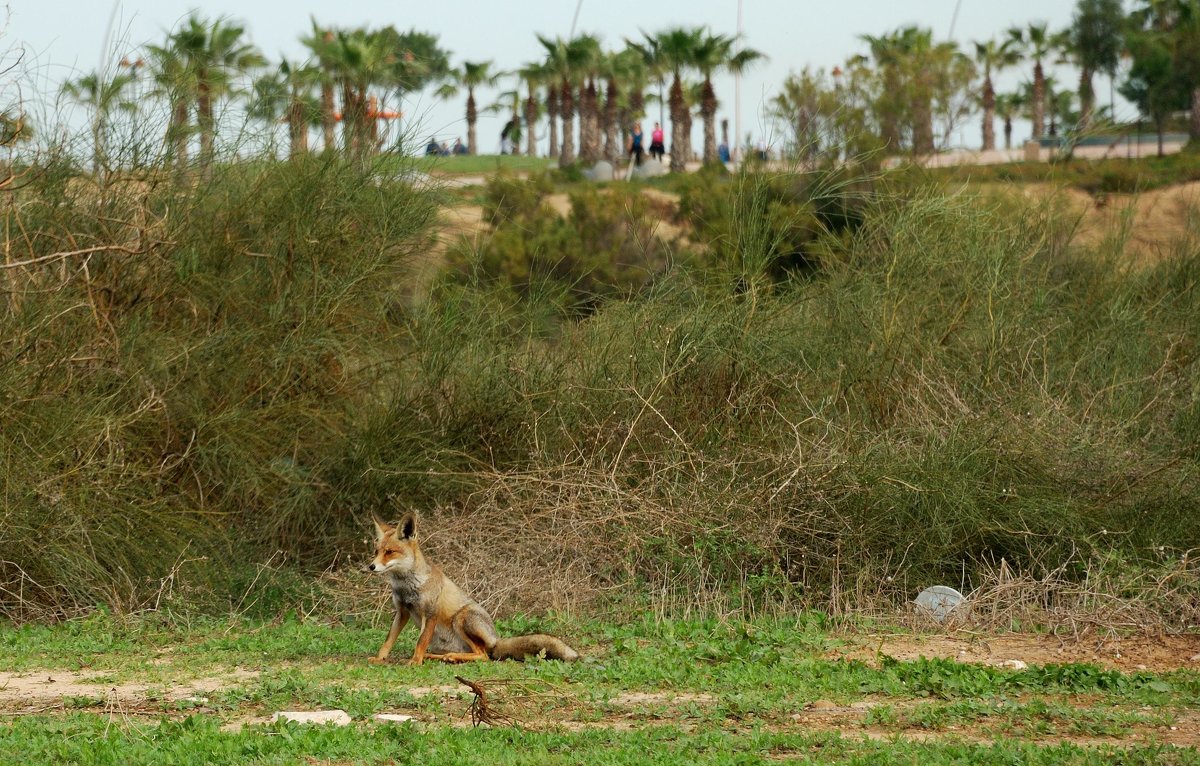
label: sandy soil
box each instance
[0,667,259,711]
[996,181,1200,263]
[834,631,1200,673]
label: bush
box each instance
[5,151,1200,624]
[0,153,439,618]
[675,167,868,283]
[447,181,674,312]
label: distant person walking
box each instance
[628,122,644,166]
[649,122,665,162]
[500,118,518,155]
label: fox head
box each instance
[368,512,419,575]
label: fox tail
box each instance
[490,634,579,662]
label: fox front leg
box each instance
[370,609,409,664]
[407,617,438,666]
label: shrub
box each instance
[447,182,674,312]
[0,153,439,618]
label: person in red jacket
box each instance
[649,122,665,162]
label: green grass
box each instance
[0,615,1197,764]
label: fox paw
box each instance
[368,656,388,665]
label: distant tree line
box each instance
[45,1,1200,176]
[770,0,1200,162]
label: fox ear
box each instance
[398,512,416,540]
[371,513,391,539]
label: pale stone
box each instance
[272,710,352,726]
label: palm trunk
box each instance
[1004,117,1013,150]
[466,88,477,155]
[91,120,103,175]
[913,71,934,155]
[169,98,188,172]
[701,77,717,164]
[1032,61,1045,139]
[321,82,336,152]
[524,92,538,157]
[880,68,900,151]
[288,97,308,159]
[669,73,686,172]
[580,79,599,164]
[1191,86,1200,143]
[343,82,368,161]
[981,75,996,151]
[197,72,214,172]
[1156,114,1166,157]
[1078,67,1094,131]
[547,87,559,158]
[368,97,380,152]
[559,77,575,166]
[603,77,618,163]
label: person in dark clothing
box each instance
[628,122,644,166]
[500,119,517,155]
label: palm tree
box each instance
[146,42,195,171]
[517,63,547,157]
[644,27,704,172]
[1068,0,1125,130]
[860,30,906,151]
[301,21,339,152]
[1166,0,1200,143]
[628,35,668,131]
[596,51,621,162]
[248,68,288,155]
[1008,22,1055,139]
[327,28,405,160]
[618,44,650,125]
[973,38,1020,151]
[538,35,591,166]
[437,60,499,155]
[574,35,603,165]
[693,31,764,164]
[893,26,942,155]
[61,70,137,174]
[166,13,265,172]
[1046,80,1076,137]
[249,60,320,159]
[995,92,1024,150]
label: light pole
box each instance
[118,57,145,167]
[832,65,843,162]
[734,0,743,162]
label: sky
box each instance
[4,0,1128,155]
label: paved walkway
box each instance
[423,139,1191,188]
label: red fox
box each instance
[367,513,579,665]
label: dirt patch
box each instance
[541,192,572,218]
[834,632,1200,672]
[781,707,1200,750]
[609,691,715,706]
[0,668,259,711]
[987,181,1200,264]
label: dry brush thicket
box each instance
[1,158,1198,626]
